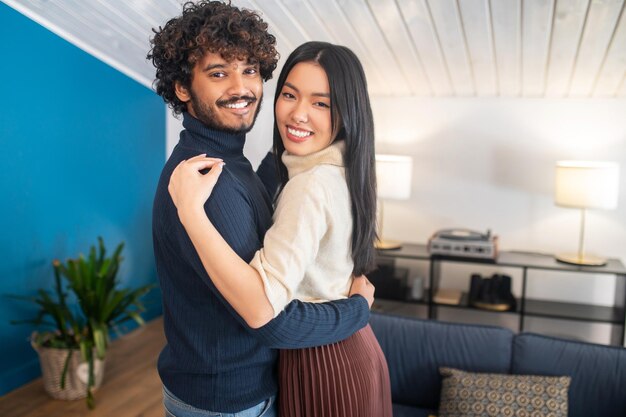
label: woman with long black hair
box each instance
[168,41,392,417]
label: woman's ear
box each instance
[174,81,191,103]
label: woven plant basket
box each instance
[31,337,106,400]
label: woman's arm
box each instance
[169,155,273,328]
[181,206,274,328]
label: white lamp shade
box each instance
[376,154,413,200]
[555,161,620,209]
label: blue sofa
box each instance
[369,313,626,417]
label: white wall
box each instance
[372,97,626,261]
[372,97,626,344]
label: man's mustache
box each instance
[217,96,257,106]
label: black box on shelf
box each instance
[368,262,409,301]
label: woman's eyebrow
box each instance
[284,82,330,98]
[284,82,300,92]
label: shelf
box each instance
[372,298,428,319]
[499,252,626,275]
[377,243,626,275]
[407,296,429,306]
[376,243,430,261]
[431,295,623,323]
[377,295,624,324]
[376,292,520,314]
[374,291,430,306]
[374,243,626,346]
[432,291,520,314]
[524,299,625,324]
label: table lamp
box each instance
[554,161,620,266]
[375,154,413,250]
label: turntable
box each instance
[427,229,498,260]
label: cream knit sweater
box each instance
[250,141,354,317]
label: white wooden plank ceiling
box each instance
[3,0,625,98]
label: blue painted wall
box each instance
[0,3,164,395]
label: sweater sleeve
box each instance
[251,295,370,349]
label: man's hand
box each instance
[349,275,375,309]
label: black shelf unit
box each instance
[434,291,522,314]
[375,243,626,346]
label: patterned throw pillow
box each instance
[438,367,570,417]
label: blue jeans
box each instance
[163,386,277,417]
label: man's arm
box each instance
[250,296,370,349]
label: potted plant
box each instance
[10,237,153,408]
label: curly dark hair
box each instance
[147,0,279,114]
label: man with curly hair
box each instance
[149,2,371,416]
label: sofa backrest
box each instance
[512,333,626,417]
[370,313,514,409]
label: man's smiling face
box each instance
[176,52,263,134]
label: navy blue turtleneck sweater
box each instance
[152,113,370,412]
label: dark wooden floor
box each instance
[0,317,166,417]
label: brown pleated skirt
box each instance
[278,324,393,417]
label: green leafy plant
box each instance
[10,237,153,408]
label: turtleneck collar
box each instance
[282,140,345,179]
[182,112,247,157]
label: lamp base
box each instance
[555,253,607,266]
[375,239,402,250]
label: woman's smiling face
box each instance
[275,61,335,156]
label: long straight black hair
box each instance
[272,41,378,276]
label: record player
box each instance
[427,228,498,260]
